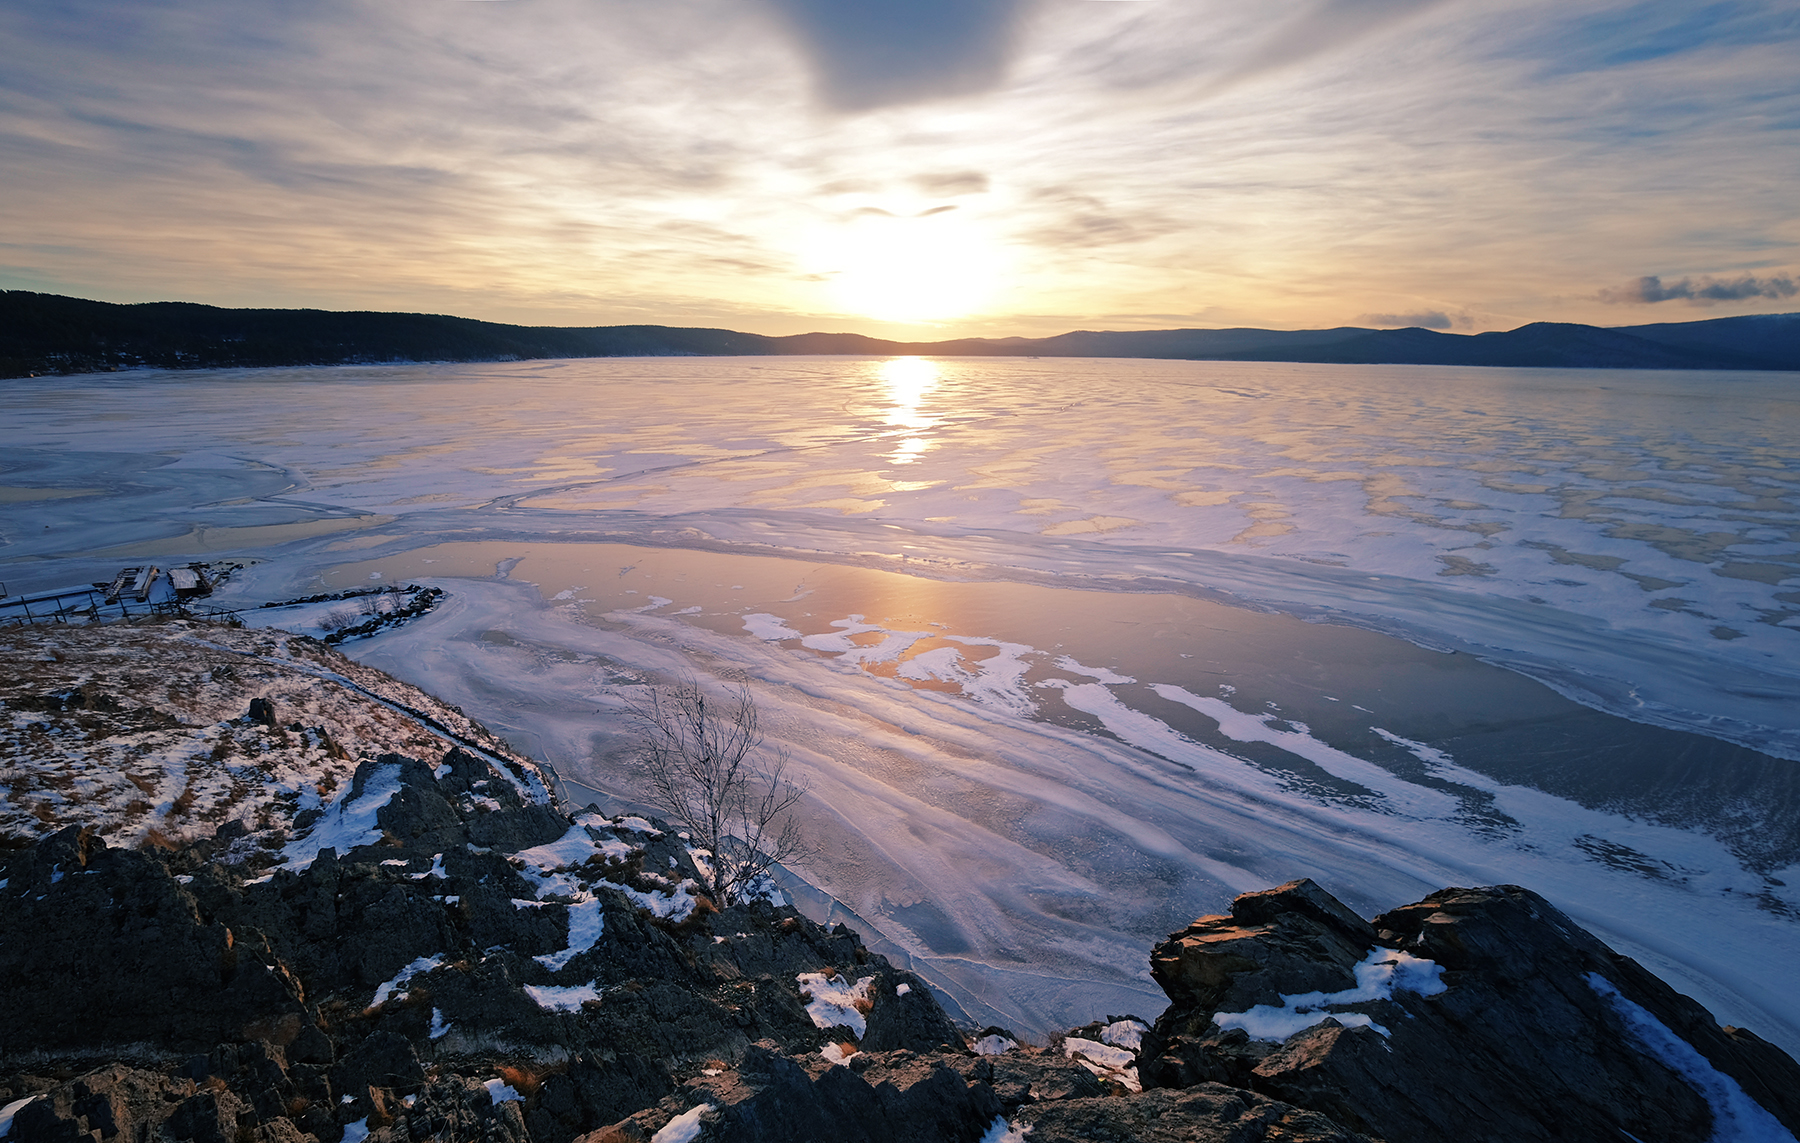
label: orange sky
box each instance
[1,0,1796,336]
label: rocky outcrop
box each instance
[1141,879,1800,1143]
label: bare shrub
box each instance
[626,678,809,906]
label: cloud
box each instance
[758,0,1032,111]
[1205,0,1452,92]
[912,171,991,196]
[1361,310,1453,329]
[1598,274,1798,305]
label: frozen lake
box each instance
[3,355,1797,1048]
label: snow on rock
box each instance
[650,1103,711,1143]
[620,881,699,922]
[515,824,607,871]
[483,1079,524,1105]
[972,1034,1017,1055]
[796,972,875,1037]
[372,954,446,1007]
[534,898,606,971]
[1213,947,1447,1042]
[1586,974,1795,1143]
[340,1119,370,1143]
[522,982,601,1012]
[1,1095,43,1139]
[820,1041,859,1066]
[0,623,546,856]
[1062,1036,1141,1092]
[1100,1018,1147,1052]
[281,762,403,873]
[977,1116,1032,1143]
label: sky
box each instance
[1,0,1796,337]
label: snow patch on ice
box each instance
[742,612,803,641]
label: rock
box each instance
[0,830,307,1054]
[1141,880,1800,1143]
[331,1030,424,1097]
[666,1043,1004,1143]
[166,1089,248,1143]
[366,1074,530,1143]
[1008,1083,1373,1143]
[859,972,964,1053]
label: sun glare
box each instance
[811,212,1005,324]
[878,357,941,464]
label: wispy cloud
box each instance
[1360,311,1454,329]
[1200,0,1453,93]
[1598,274,1798,305]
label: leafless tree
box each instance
[626,678,809,905]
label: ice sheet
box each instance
[5,357,1798,1054]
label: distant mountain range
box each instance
[4,289,1798,377]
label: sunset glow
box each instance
[2,0,1793,334]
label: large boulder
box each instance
[1140,879,1800,1143]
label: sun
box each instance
[808,210,1006,325]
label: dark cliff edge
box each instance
[5,290,1799,377]
[2,627,1798,1142]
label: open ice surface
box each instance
[5,357,1798,1054]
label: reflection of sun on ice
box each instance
[881,356,938,413]
[812,212,1005,324]
[879,357,941,465]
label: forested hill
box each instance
[4,289,1798,377]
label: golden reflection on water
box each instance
[879,357,940,465]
